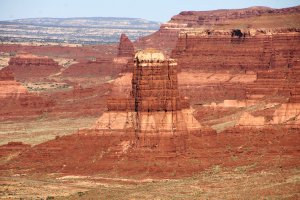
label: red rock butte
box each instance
[95,49,200,135]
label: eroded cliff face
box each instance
[0,70,27,99]
[173,30,300,129]
[172,30,300,72]
[0,69,54,120]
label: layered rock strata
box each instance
[172,30,300,72]
[4,127,299,177]
[0,69,27,99]
[0,69,54,120]
[246,66,300,101]
[5,53,61,80]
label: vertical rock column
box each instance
[132,49,182,112]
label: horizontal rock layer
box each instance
[6,55,61,80]
[170,6,300,27]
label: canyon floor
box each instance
[2,166,299,199]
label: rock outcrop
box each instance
[114,33,135,67]
[1,7,300,184]
[117,34,134,57]
[132,49,185,112]
[171,30,300,72]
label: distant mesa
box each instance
[6,52,61,80]
[171,6,300,27]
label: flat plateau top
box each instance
[135,48,165,62]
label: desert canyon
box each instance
[0,5,299,199]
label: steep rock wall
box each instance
[172,31,300,72]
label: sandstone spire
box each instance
[117,33,134,57]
